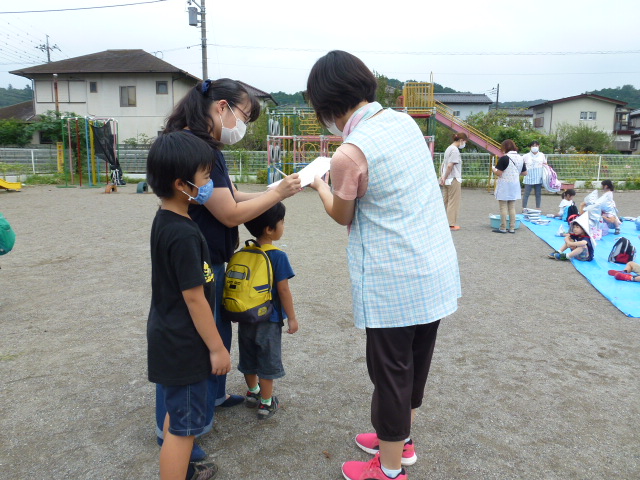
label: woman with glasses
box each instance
[307,51,461,480]
[154,78,301,463]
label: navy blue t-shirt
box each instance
[265,248,295,324]
[189,148,239,264]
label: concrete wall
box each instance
[534,98,618,135]
[31,73,196,141]
[445,103,491,120]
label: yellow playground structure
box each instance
[0,179,22,191]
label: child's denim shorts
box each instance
[237,321,285,380]
[574,248,590,261]
[160,378,208,437]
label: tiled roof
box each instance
[434,93,493,104]
[0,101,35,121]
[499,108,534,116]
[237,80,276,105]
[10,50,200,81]
[530,93,628,108]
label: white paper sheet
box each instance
[268,156,331,189]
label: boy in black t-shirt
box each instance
[146,131,231,480]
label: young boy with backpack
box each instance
[230,202,297,419]
[146,131,231,479]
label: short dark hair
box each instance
[146,131,214,199]
[244,202,286,238]
[501,139,518,153]
[601,179,614,191]
[530,140,540,147]
[453,132,468,142]
[306,50,377,127]
[164,78,260,149]
[562,188,576,199]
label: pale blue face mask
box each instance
[183,179,214,204]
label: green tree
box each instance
[374,71,402,107]
[0,118,31,146]
[464,110,550,153]
[550,122,615,153]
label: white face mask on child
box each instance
[531,147,539,153]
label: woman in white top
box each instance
[492,139,526,233]
[521,140,547,210]
[439,132,468,230]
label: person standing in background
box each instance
[521,140,546,211]
[439,132,468,231]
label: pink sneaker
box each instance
[342,453,408,480]
[615,272,634,282]
[355,433,417,466]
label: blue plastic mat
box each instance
[524,217,640,318]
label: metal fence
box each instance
[2,146,639,184]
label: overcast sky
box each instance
[1,0,638,103]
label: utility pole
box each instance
[188,0,208,80]
[36,35,60,63]
[495,83,500,110]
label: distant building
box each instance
[629,109,640,154]
[433,93,493,120]
[530,94,632,152]
[8,50,275,144]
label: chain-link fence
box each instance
[2,146,639,185]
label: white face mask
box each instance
[531,147,539,153]
[459,142,466,149]
[219,106,247,145]
[325,119,343,137]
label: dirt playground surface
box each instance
[1,184,639,479]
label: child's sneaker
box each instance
[245,390,260,408]
[608,269,621,276]
[257,396,278,420]
[614,272,634,282]
[342,453,408,480]
[354,433,417,466]
[548,251,558,259]
[188,461,218,480]
[614,228,621,235]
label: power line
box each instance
[0,0,168,14]
[207,43,640,57]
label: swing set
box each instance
[58,117,122,191]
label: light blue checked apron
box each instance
[342,108,461,329]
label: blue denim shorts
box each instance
[237,321,285,380]
[574,248,590,261]
[161,378,208,437]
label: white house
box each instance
[8,49,276,144]
[530,94,632,152]
[433,93,493,120]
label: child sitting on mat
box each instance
[548,212,594,261]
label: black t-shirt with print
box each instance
[147,209,213,386]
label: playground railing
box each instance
[2,147,639,185]
[0,146,59,175]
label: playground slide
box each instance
[435,110,503,156]
[0,179,22,191]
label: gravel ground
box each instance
[1,184,639,480]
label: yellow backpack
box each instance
[222,240,279,323]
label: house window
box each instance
[588,111,597,120]
[580,111,587,120]
[156,81,168,95]
[90,82,98,93]
[120,86,136,107]
[39,131,54,145]
[534,117,544,128]
[452,110,461,117]
[580,111,597,121]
